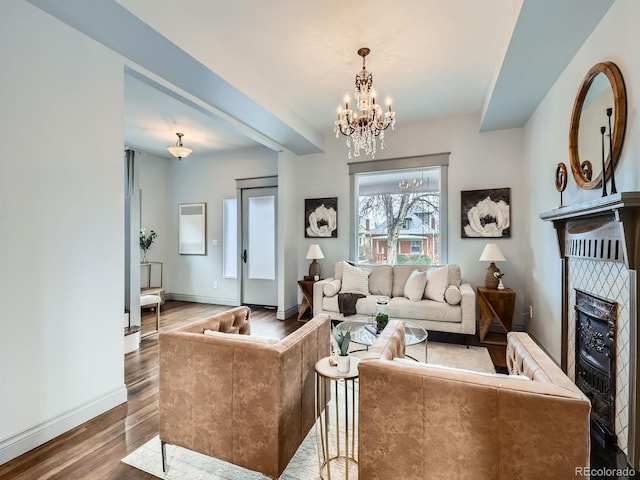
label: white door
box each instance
[241,187,277,306]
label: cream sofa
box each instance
[358,329,591,479]
[313,261,476,336]
[158,306,330,479]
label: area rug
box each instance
[122,341,494,479]
[122,433,319,480]
[349,340,495,374]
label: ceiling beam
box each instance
[480,0,615,132]
[26,0,324,155]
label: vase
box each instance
[337,354,351,373]
[497,278,505,290]
[142,251,148,263]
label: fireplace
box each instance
[574,289,617,445]
[541,192,640,468]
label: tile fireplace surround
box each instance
[541,192,640,469]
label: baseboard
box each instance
[278,305,298,320]
[167,293,293,318]
[167,293,237,306]
[0,385,127,465]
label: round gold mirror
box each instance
[569,62,627,190]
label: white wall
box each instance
[138,152,172,291]
[523,0,640,362]
[0,0,127,462]
[278,149,301,319]
[296,114,527,325]
[168,147,278,304]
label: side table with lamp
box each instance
[298,244,325,321]
[477,243,514,367]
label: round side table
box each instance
[315,356,360,480]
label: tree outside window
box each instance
[357,168,441,266]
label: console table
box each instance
[477,286,516,346]
[140,261,163,289]
[141,262,165,305]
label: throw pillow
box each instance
[323,279,342,297]
[392,265,425,298]
[447,264,462,287]
[424,265,449,303]
[404,270,428,302]
[340,262,371,295]
[444,285,462,305]
[334,260,357,281]
[368,265,393,297]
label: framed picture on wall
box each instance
[179,202,207,254]
[305,197,338,238]
[461,188,511,238]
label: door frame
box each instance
[235,175,278,307]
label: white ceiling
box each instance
[28,0,615,158]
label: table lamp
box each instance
[306,244,325,280]
[479,243,506,289]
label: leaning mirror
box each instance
[569,62,627,190]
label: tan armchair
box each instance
[358,330,591,480]
[159,307,330,479]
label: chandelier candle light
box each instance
[335,47,396,159]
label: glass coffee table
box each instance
[335,320,428,362]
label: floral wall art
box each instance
[305,197,338,238]
[461,188,511,238]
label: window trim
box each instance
[348,153,449,264]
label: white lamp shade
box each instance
[479,243,506,262]
[306,244,325,260]
[167,145,193,159]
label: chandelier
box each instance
[167,132,193,160]
[334,47,396,159]
[399,178,423,191]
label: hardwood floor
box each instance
[0,301,303,480]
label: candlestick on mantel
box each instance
[601,126,607,197]
[607,107,617,194]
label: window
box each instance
[223,198,237,278]
[349,154,448,266]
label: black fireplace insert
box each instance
[574,288,617,446]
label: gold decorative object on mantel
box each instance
[569,62,627,191]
